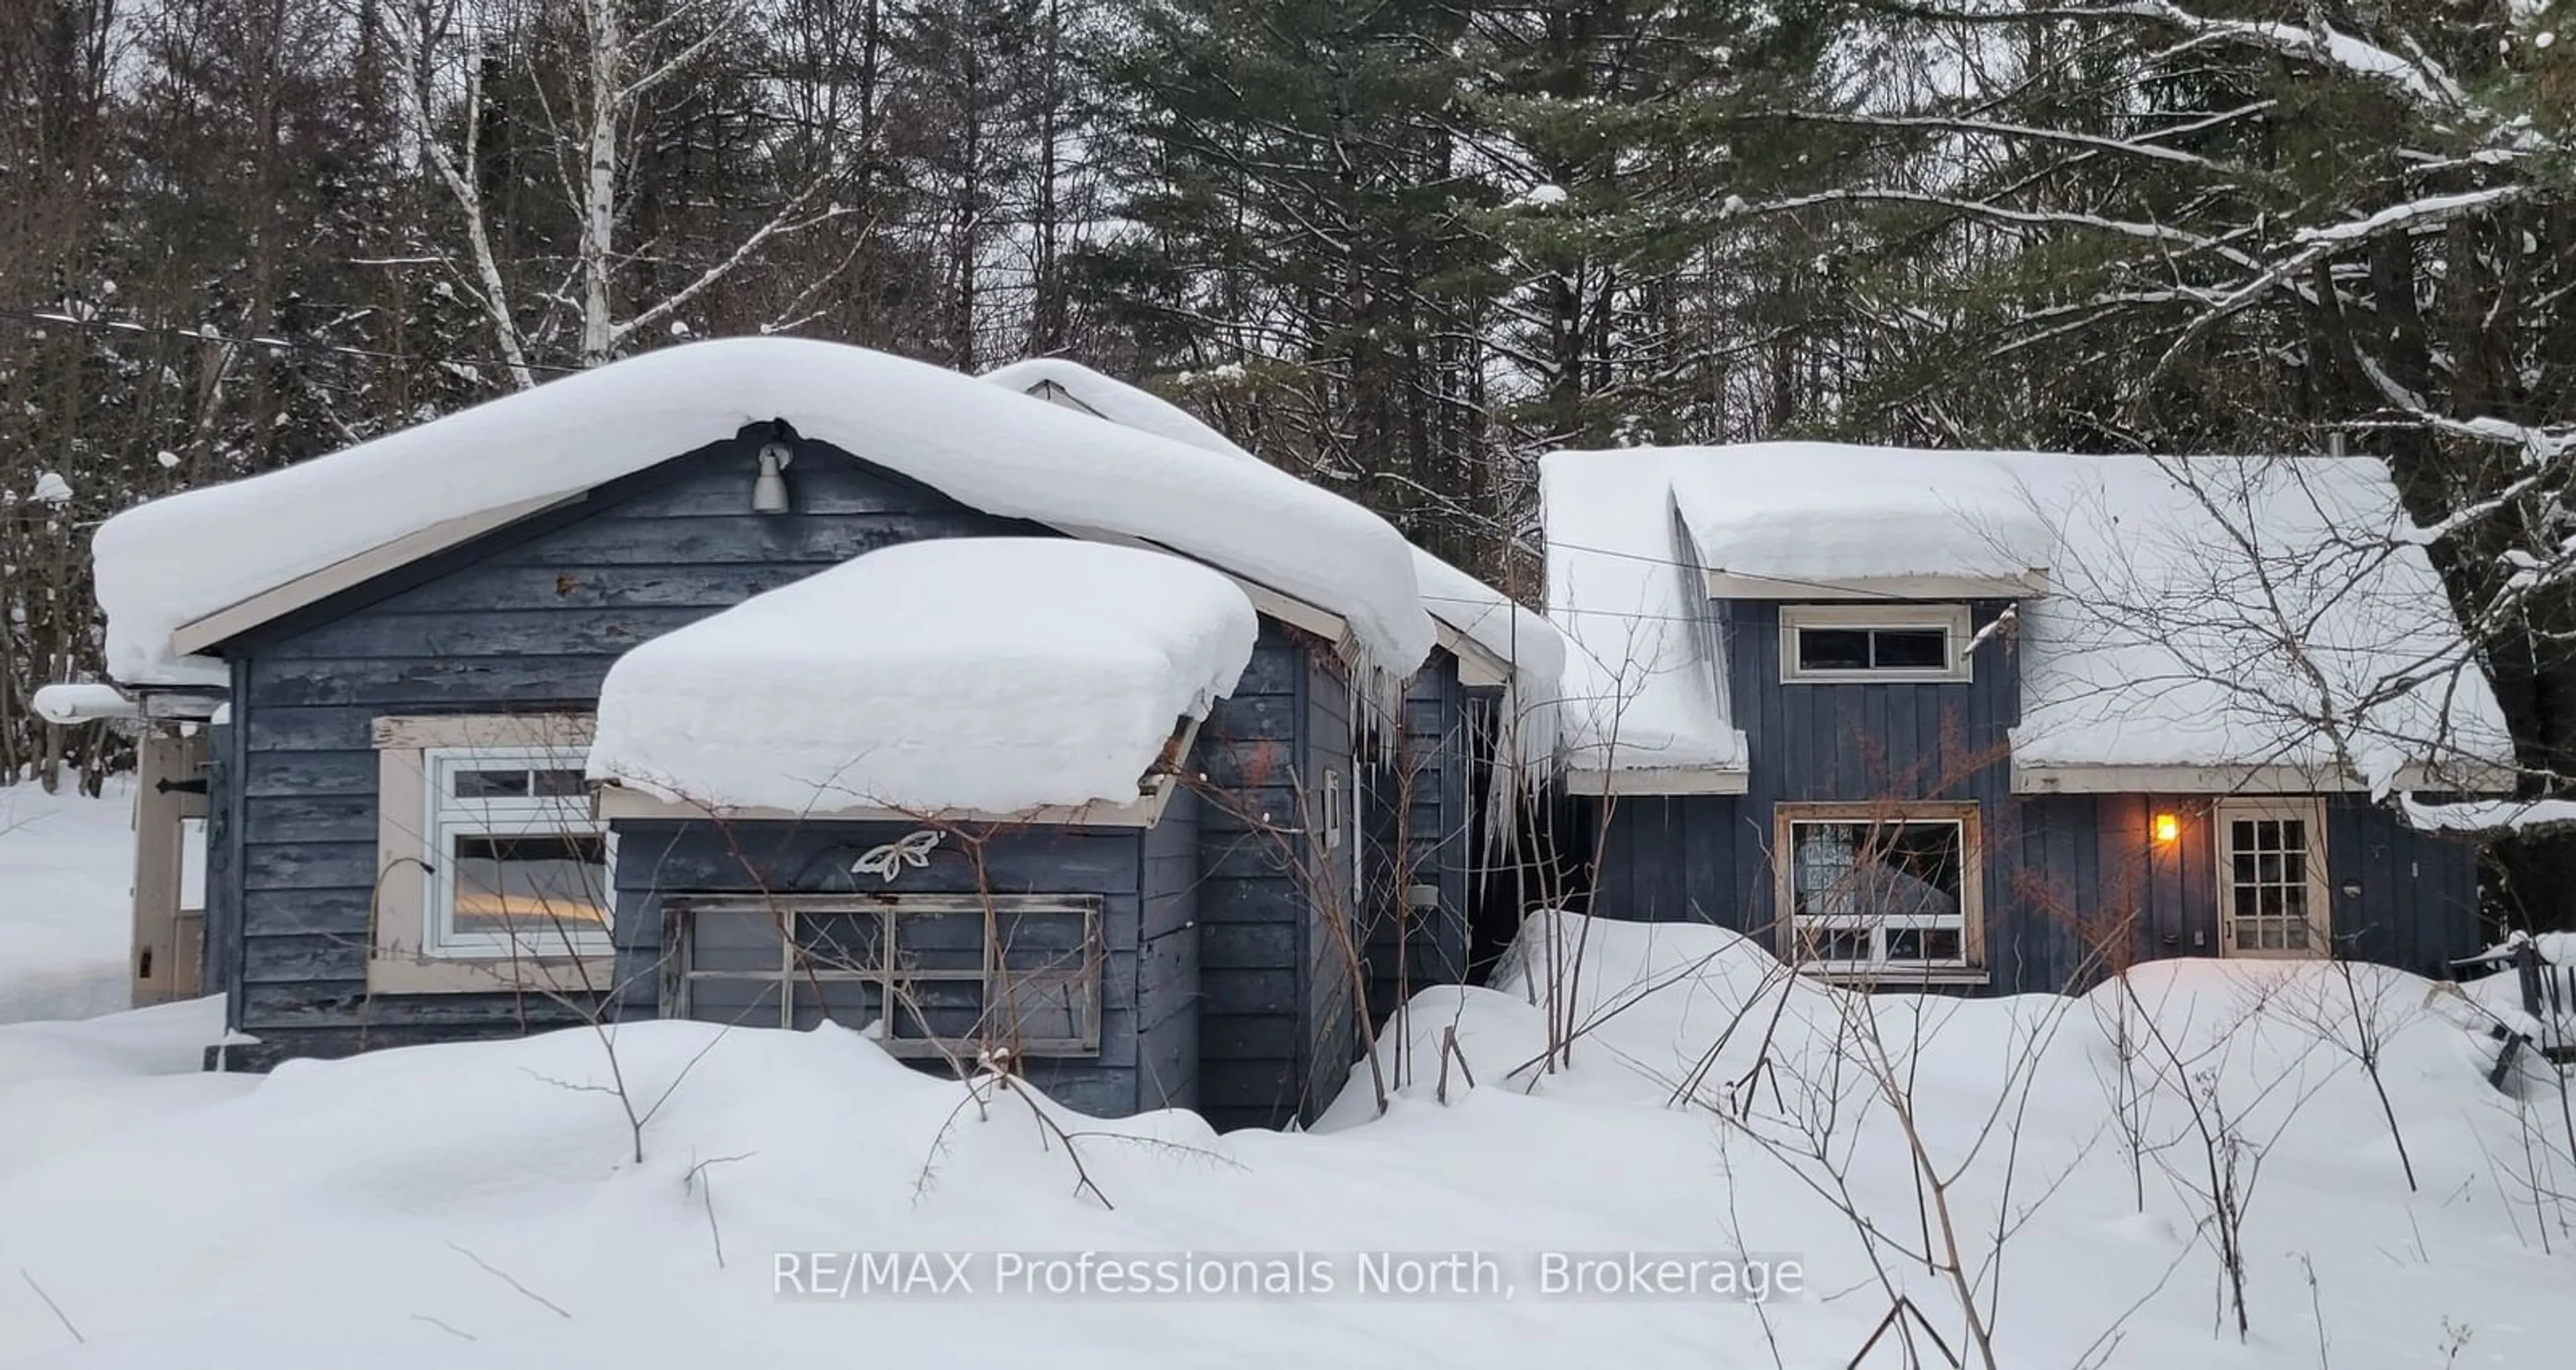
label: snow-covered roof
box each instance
[975,358,1566,732]
[1542,450,1749,779]
[1542,443,2517,793]
[588,539,1256,816]
[91,339,1434,688]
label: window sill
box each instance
[1797,965,1990,989]
[366,950,618,996]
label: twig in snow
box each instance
[447,1241,573,1318]
[411,1313,479,1342]
[17,1269,80,1345]
[682,1152,755,1269]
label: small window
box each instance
[370,713,608,994]
[1778,604,1973,682]
[674,894,1104,1058]
[423,746,610,958]
[1776,804,1983,978]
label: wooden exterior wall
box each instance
[608,816,1195,1119]
[1185,623,1371,1131]
[1573,598,2487,994]
[1359,649,1472,1024]
[207,431,1050,1067]
[199,433,1396,1125]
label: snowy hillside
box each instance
[0,910,2569,1369]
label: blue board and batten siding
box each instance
[1578,599,2485,993]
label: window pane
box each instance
[687,978,785,1027]
[1792,825,1860,916]
[1797,629,1872,672]
[792,979,883,1033]
[450,833,607,940]
[1870,629,1948,670]
[451,768,532,800]
[1885,927,1964,963]
[995,973,1095,1045]
[689,908,784,973]
[1808,927,1872,962]
[797,911,883,971]
[1792,819,1967,966]
[530,768,591,798]
[889,980,986,1041]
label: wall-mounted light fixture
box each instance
[751,438,793,514]
[2153,812,2180,845]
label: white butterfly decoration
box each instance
[852,829,942,883]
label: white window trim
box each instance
[370,713,615,995]
[1774,802,1987,984]
[1778,602,1974,684]
[421,745,612,960]
[2214,796,2332,961]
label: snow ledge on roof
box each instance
[587,539,1257,817]
[978,357,1568,768]
[93,338,1434,688]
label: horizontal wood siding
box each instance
[215,433,1042,1066]
[1302,648,1358,1124]
[1191,625,1311,1131]
[1137,788,1202,1112]
[1360,650,1472,1031]
[614,816,1154,1118]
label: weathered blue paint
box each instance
[1572,598,2487,994]
[195,428,1415,1128]
[613,816,1170,1119]
[1300,647,1357,1122]
[214,431,1048,1063]
[1191,623,1320,1131]
[1360,650,1473,1024]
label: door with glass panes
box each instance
[2214,798,2330,957]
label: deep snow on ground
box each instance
[0,912,2569,1369]
[0,781,135,1023]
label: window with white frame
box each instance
[673,894,1102,1056]
[421,746,611,958]
[1778,603,1973,682]
[1775,804,1982,977]
[370,715,611,992]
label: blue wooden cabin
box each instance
[83,341,1558,1130]
[1543,444,2515,992]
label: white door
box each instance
[2214,798,2330,958]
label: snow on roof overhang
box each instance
[977,357,1568,701]
[94,339,1436,688]
[1542,442,2518,793]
